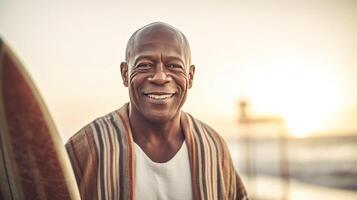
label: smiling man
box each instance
[65,22,248,200]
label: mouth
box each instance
[143,92,176,100]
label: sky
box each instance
[1,0,356,140]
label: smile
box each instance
[144,93,175,100]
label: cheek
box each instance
[172,72,189,90]
[128,72,143,99]
[129,70,139,84]
[128,70,149,92]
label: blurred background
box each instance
[1,0,356,199]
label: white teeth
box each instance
[146,94,174,100]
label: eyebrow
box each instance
[132,55,154,66]
[164,56,185,65]
[132,55,185,66]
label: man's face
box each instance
[121,28,194,123]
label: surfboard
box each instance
[0,38,80,200]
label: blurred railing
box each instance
[237,100,290,200]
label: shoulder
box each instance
[184,112,228,149]
[65,109,119,148]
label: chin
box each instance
[144,110,179,124]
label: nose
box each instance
[148,63,171,85]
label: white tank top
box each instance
[134,142,193,200]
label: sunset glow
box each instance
[249,55,344,138]
[2,1,357,199]
[1,0,356,139]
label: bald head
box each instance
[125,22,191,67]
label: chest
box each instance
[134,143,193,200]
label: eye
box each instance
[167,63,183,69]
[136,63,153,69]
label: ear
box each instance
[188,65,195,89]
[120,62,129,87]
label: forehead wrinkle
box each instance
[125,22,191,66]
[130,40,187,70]
[133,42,184,58]
[129,37,189,67]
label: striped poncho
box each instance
[65,103,248,200]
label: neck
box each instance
[128,104,183,145]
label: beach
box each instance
[242,175,357,200]
[227,135,357,199]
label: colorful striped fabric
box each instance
[65,103,248,200]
